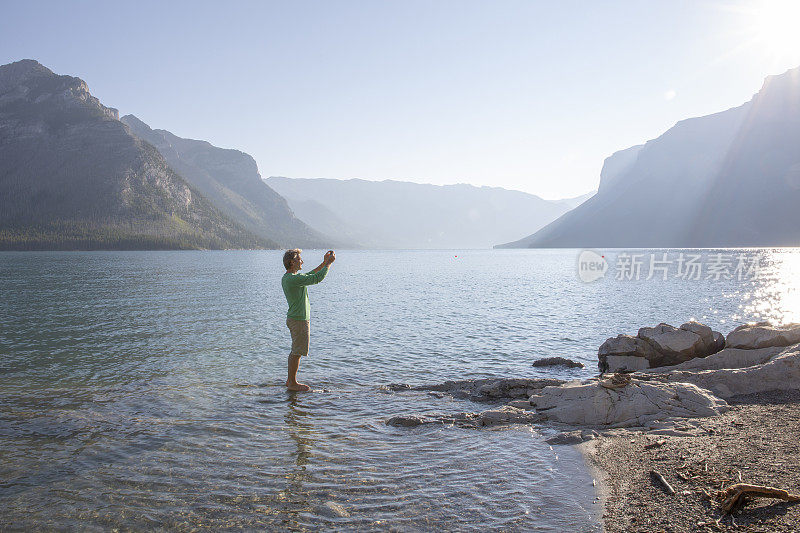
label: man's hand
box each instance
[310,251,336,274]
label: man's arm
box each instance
[310,250,335,273]
[289,251,335,286]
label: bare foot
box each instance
[286,381,311,392]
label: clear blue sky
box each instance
[2,0,799,199]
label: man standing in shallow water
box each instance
[281,249,335,391]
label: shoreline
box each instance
[576,389,800,532]
[576,438,610,527]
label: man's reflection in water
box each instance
[281,392,316,527]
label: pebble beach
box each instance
[581,389,800,532]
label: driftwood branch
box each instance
[650,469,675,495]
[716,483,800,513]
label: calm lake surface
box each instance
[1,249,798,531]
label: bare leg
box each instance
[286,355,310,391]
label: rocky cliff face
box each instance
[500,65,800,248]
[0,60,271,250]
[596,144,643,194]
[120,115,335,248]
[689,68,800,246]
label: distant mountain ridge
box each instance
[266,176,593,249]
[499,65,800,248]
[121,115,336,248]
[0,59,270,250]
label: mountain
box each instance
[120,115,336,248]
[0,60,272,250]
[266,176,590,249]
[500,65,800,248]
[689,68,800,246]
[276,196,373,248]
[555,190,596,210]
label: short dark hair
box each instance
[283,249,301,270]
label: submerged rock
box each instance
[381,383,412,392]
[319,501,350,518]
[532,357,585,368]
[387,406,544,429]
[387,415,430,428]
[408,377,564,402]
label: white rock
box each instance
[529,378,728,427]
[725,322,800,349]
[647,345,786,373]
[545,430,598,445]
[664,345,800,399]
[638,323,704,357]
[680,321,715,350]
[478,405,545,426]
[599,321,724,372]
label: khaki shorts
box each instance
[286,318,310,357]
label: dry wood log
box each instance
[716,483,800,513]
[650,469,675,495]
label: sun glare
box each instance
[751,0,800,66]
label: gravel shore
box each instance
[581,389,800,532]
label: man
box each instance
[281,248,335,391]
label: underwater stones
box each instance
[387,406,544,429]
[410,378,564,402]
[386,415,429,427]
[320,501,350,518]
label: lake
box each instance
[1,249,798,531]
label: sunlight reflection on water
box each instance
[741,249,800,324]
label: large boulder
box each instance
[638,322,708,358]
[725,322,800,349]
[598,334,660,371]
[528,377,729,428]
[599,320,725,372]
[677,321,719,353]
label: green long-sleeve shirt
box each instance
[281,266,328,320]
